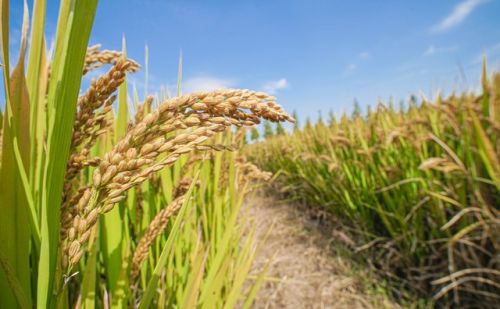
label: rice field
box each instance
[247,66,500,307]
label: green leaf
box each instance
[0,249,30,309]
[37,1,98,307]
[241,258,272,309]
[101,103,125,295]
[179,246,207,308]
[26,0,47,189]
[80,237,99,309]
[110,241,131,309]
[0,2,34,307]
[115,36,128,143]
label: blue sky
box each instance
[4,0,500,120]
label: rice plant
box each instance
[0,1,293,308]
[248,66,500,307]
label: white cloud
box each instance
[431,0,489,33]
[262,78,289,94]
[183,76,235,93]
[359,52,371,59]
[345,51,370,73]
[424,45,457,56]
[346,63,357,71]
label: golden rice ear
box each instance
[83,45,140,75]
[61,57,140,234]
[134,96,154,124]
[419,157,461,173]
[235,155,273,182]
[62,89,293,271]
[130,193,187,282]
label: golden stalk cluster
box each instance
[130,196,185,278]
[130,178,192,282]
[61,57,140,238]
[236,156,272,182]
[60,48,293,273]
[83,44,125,75]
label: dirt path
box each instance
[246,193,399,309]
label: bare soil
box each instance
[245,193,400,309]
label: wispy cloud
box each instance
[346,63,357,72]
[424,45,457,56]
[183,76,235,93]
[345,51,371,73]
[359,51,371,60]
[262,78,289,94]
[431,0,489,33]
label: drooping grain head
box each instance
[62,88,294,272]
[83,44,136,75]
[130,177,199,283]
[60,56,140,240]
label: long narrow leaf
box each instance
[38,1,98,307]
